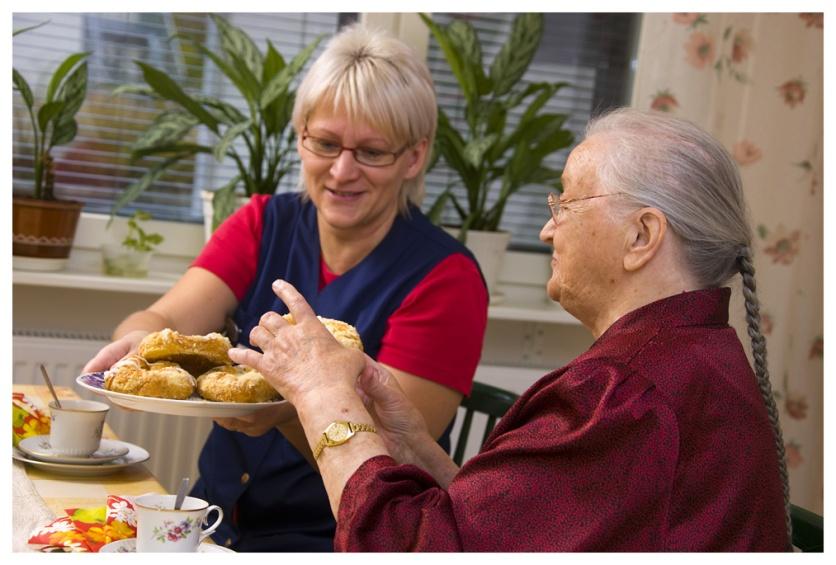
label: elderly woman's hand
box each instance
[228,280,366,407]
[354,358,433,466]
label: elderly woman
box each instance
[232,108,790,551]
[83,25,487,551]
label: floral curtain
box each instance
[631,13,823,514]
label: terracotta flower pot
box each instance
[12,196,83,271]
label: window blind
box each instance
[12,13,340,223]
[422,13,639,251]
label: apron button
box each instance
[240,472,250,484]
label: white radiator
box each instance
[13,334,211,494]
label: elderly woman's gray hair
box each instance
[292,24,437,212]
[586,107,792,546]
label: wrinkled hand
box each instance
[355,357,431,465]
[81,330,150,374]
[214,403,297,437]
[228,280,366,407]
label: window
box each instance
[12,13,341,223]
[423,13,639,251]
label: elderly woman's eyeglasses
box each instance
[547,192,626,221]
[301,129,407,167]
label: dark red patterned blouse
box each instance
[336,288,788,551]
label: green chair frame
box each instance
[453,381,519,466]
[791,503,823,552]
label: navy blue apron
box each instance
[191,193,482,552]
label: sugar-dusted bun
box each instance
[137,329,232,376]
[281,314,363,351]
[196,365,281,403]
[104,355,195,400]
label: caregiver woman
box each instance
[83,24,488,551]
[234,108,790,551]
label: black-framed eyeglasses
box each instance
[301,129,408,167]
[547,191,626,221]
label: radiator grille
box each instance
[13,335,211,494]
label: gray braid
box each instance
[739,247,793,549]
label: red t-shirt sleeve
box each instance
[192,194,271,300]
[376,253,488,396]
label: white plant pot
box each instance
[443,227,511,300]
[101,244,152,278]
[201,190,249,242]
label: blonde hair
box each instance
[586,107,792,548]
[292,24,437,212]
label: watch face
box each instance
[325,421,351,443]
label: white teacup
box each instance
[48,399,109,456]
[134,494,223,553]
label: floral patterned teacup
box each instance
[134,494,223,552]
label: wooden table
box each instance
[13,384,167,516]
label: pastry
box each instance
[282,314,363,351]
[196,365,281,403]
[137,329,232,376]
[104,355,196,400]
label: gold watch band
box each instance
[313,420,377,460]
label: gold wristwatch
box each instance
[313,420,377,460]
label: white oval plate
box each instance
[99,538,235,553]
[12,442,150,477]
[18,436,130,465]
[77,372,291,418]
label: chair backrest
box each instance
[452,381,519,466]
[791,504,823,552]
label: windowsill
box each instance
[13,213,581,326]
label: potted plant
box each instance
[420,13,575,294]
[111,14,323,238]
[12,21,91,271]
[102,210,165,278]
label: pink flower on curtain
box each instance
[785,393,809,420]
[650,90,679,112]
[731,29,753,63]
[777,79,807,108]
[672,13,699,25]
[808,336,823,359]
[732,140,762,165]
[785,441,803,468]
[684,32,716,69]
[759,225,801,265]
[798,13,823,29]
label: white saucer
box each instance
[99,538,235,553]
[12,442,150,477]
[19,436,130,465]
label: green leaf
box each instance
[195,95,247,125]
[50,117,77,147]
[447,19,485,98]
[263,40,286,83]
[132,111,199,152]
[112,83,157,98]
[135,61,219,132]
[426,189,452,225]
[210,14,263,80]
[12,68,34,110]
[210,175,242,229]
[463,134,499,169]
[53,61,88,120]
[260,35,323,110]
[130,142,212,161]
[420,13,473,102]
[490,13,543,96]
[214,119,252,162]
[36,100,64,133]
[13,20,49,36]
[111,153,190,216]
[44,52,90,104]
